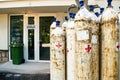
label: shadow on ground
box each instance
[0,72,50,80]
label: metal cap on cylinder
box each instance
[107,0,112,7]
[69,13,75,19]
[89,5,94,11]
[79,0,84,7]
[100,8,104,14]
[56,21,60,26]
[73,13,76,18]
[95,12,99,17]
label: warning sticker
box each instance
[76,30,89,41]
[91,35,98,44]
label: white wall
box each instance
[56,12,68,26]
[0,14,8,50]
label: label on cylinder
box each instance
[76,30,89,41]
[91,35,98,44]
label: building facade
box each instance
[0,0,119,63]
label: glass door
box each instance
[10,15,23,60]
[24,14,55,62]
[39,16,54,60]
[28,29,34,60]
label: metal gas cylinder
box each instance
[50,21,66,80]
[101,0,119,80]
[74,1,92,80]
[89,5,100,80]
[66,13,75,80]
[50,17,56,78]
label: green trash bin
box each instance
[10,43,24,65]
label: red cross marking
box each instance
[56,43,62,48]
[85,45,91,53]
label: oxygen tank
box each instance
[74,1,92,80]
[101,0,119,80]
[66,13,75,80]
[50,21,65,80]
[89,5,99,80]
[50,17,56,79]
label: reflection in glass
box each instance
[39,16,54,60]
[10,15,23,59]
[28,29,34,60]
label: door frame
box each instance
[24,13,56,62]
[24,14,39,62]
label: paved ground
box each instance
[0,62,50,80]
[0,72,50,80]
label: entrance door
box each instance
[10,15,23,60]
[39,16,54,61]
[24,14,39,62]
[24,14,54,62]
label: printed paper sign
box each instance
[76,30,89,41]
[91,35,98,44]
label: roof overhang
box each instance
[0,0,77,14]
[0,6,72,14]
